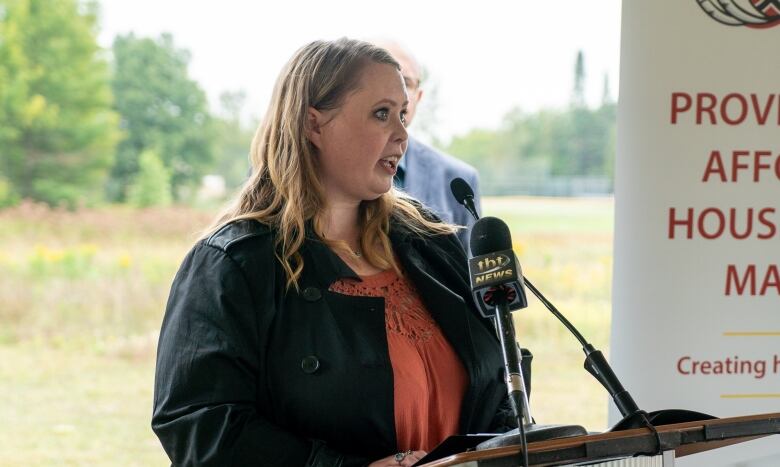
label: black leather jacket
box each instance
[152,217,515,466]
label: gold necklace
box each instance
[346,239,362,257]
[320,231,362,258]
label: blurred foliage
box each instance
[0,198,614,464]
[212,90,255,190]
[109,33,214,202]
[0,175,19,207]
[0,201,214,465]
[0,9,617,209]
[127,149,172,207]
[0,0,119,208]
[446,51,616,196]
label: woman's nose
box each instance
[394,117,408,145]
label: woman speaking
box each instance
[152,38,515,466]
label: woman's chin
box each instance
[362,190,389,202]
[365,179,394,199]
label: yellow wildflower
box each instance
[44,249,65,263]
[78,244,99,257]
[117,253,132,269]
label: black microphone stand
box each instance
[523,279,647,428]
[451,178,715,461]
[478,284,588,463]
[451,181,648,430]
[523,279,716,432]
[490,288,530,467]
[450,182,589,457]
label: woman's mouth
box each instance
[379,156,400,174]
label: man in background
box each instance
[379,41,482,249]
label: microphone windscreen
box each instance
[450,177,474,205]
[469,216,513,256]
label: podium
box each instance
[419,412,780,466]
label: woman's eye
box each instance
[374,109,389,121]
[400,110,408,126]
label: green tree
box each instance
[446,50,617,195]
[212,90,254,190]
[447,127,502,171]
[550,51,614,177]
[597,73,617,182]
[571,49,586,108]
[109,33,213,201]
[127,149,172,207]
[0,175,18,208]
[0,0,119,208]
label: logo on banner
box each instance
[697,0,780,28]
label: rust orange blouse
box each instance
[329,267,468,452]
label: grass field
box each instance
[0,196,614,466]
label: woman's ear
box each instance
[306,107,324,149]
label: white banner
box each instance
[612,1,780,466]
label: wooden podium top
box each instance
[420,412,780,467]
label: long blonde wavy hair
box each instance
[207,38,457,289]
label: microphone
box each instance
[467,217,587,464]
[453,178,644,424]
[450,178,479,220]
[451,178,715,437]
[468,217,528,318]
[468,216,532,466]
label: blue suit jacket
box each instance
[402,137,482,249]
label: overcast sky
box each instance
[97,0,622,142]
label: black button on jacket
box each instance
[152,217,516,466]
